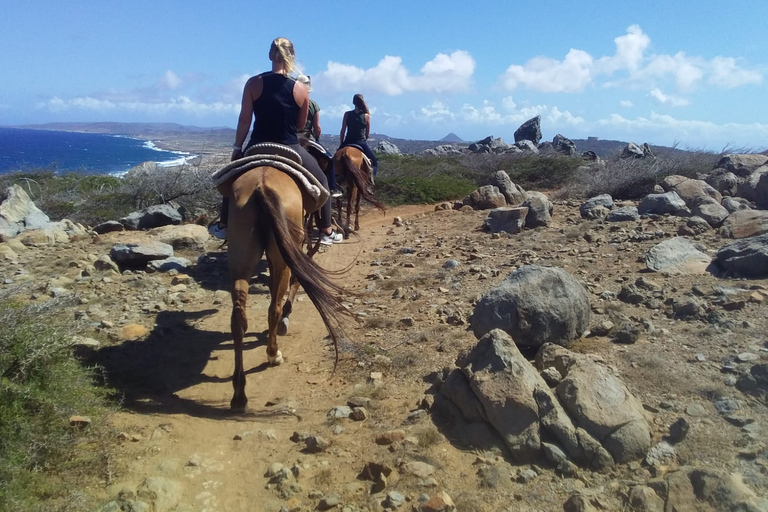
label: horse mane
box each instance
[256,184,351,367]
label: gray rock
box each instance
[719,209,768,238]
[552,134,577,155]
[147,257,191,273]
[136,477,182,512]
[464,185,507,210]
[540,345,651,464]
[638,191,689,216]
[490,170,525,205]
[705,169,740,197]
[645,237,711,275]
[522,191,553,228]
[689,196,729,227]
[110,242,175,268]
[717,154,768,175]
[0,184,50,239]
[721,196,752,213]
[661,175,722,206]
[622,142,654,159]
[579,194,614,219]
[484,207,528,234]
[150,224,209,251]
[119,204,183,230]
[606,206,640,222]
[94,220,126,234]
[714,233,768,278]
[736,166,768,201]
[470,265,590,348]
[628,486,665,512]
[514,139,540,153]
[514,116,542,145]
[375,140,400,155]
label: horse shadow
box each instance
[79,304,270,420]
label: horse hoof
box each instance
[277,317,289,336]
[230,398,247,413]
[269,350,284,365]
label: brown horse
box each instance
[332,146,385,237]
[221,165,347,412]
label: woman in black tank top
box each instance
[339,93,378,178]
[210,37,341,245]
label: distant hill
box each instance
[8,122,685,158]
[439,133,464,143]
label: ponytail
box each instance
[270,37,296,75]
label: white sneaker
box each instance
[208,222,227,240]
[320,229,343,245]
[330,189,343,199]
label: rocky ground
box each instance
[1,197,768,511]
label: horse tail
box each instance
[341,154,386,213]
[256,184,349,367]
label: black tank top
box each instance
[344,109,367,143]
[250,72,299,145]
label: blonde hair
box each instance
[269,37,296,75]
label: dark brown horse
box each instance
[219,165,347,412]
[332,146,385,237]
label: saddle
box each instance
[342,144,372,172]
[211,143,330,213]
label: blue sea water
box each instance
[0,127,194,175]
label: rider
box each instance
[339,93,378,182]
[209,37,342,245]
[296,74,342,199]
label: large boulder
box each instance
[470,265,590,348]
[552,134,577,155]
[736,166,768,201]
[522,191,553,228]
[150,224,210,251]
[606,206,640,222]
[514,116,542,145]
[110,242,175,269]
[645,237,711,275]
[489,171,525,206]
[537,344,651,464]
[0,184,50,240]
[484,207,528,234]
[689,196,729,227]
[719,209,768,239]
[374,140,401,155]
[713,233,768,278]
[755,172,768,208]
[119,204,183,230]
[705,169,740,197]
[716,154,768,177]
[721,196,752,213]
[621,142,654,159]
[464,185,507,210]
[514,140,539,153]
[579,194,614,219]
[439,330,612,467]
[637,191,690,216]
[660,175,722,206]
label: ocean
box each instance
[0,127,194,176]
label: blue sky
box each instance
[2,0,767,151]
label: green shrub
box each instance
[0,294,114,511]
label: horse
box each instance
[332,146,386,237]
[216,153,347,413]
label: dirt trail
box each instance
[100,204,440,511]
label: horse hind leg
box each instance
[277,276,300,336]
[266,242,291,365]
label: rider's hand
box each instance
[231,149,243,162]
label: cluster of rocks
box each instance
[432,170,554,235]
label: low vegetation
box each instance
[0,291,115,511]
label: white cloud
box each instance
[502,96,517,111]
[321,103,352,119]
[315,50,475,95]
[708,56,763,88]
[500,25,762,95]
[159,70,182,90]
[455,100,584,128]
[501,49,594,93]
[419,101,455,122]
[620,100,634,108]
[647,88,690,107]
[36,95,238,116]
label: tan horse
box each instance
[332,146,385,237]
[221,166,347,412]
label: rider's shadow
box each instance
[79,307,271,419]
